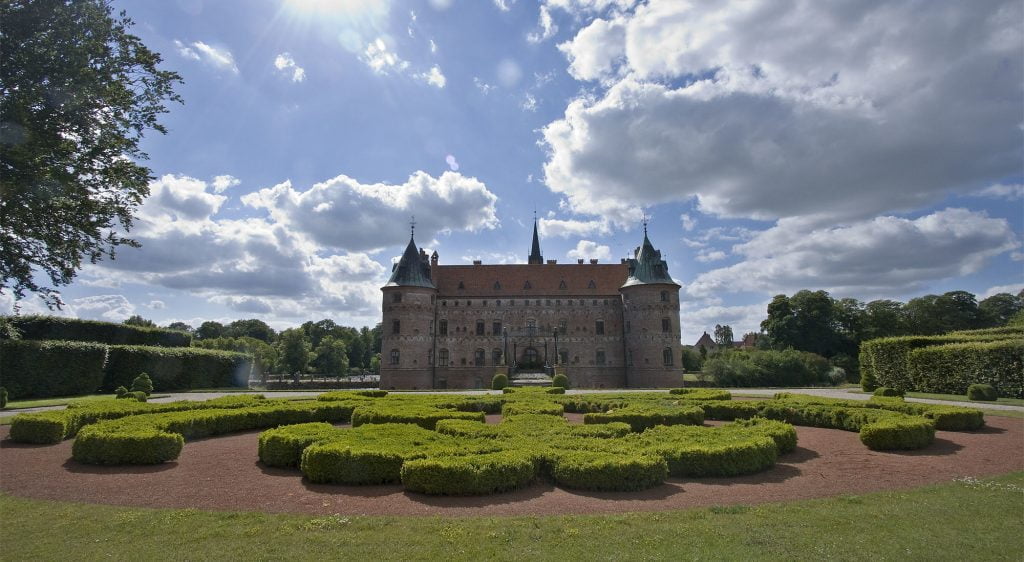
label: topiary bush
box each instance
[873,387,904,397]
[0,340,108,399]
[114,386,129,398]
[583,405,704,432]
[131,373,154,395]
[549,451,668,491]
[967,384,998,401]
[491,373,509,390]
[551,373,569,389]
[401,451,537,495]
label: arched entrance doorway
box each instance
[520,347,541,369]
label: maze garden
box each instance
[7,388,986,496]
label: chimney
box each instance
[546,259,557,265]
[577,259,584,264]
[589,259,599,264]
[472,260,482,265]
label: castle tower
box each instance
[619,225,683,388]
[379,228,438,390]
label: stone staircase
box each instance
[509,370,553,387]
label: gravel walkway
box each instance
[1,415,1021,517]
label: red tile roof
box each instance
[434,263,629,297]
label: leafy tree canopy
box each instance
[0,0,182,307]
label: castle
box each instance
[379,220,683,389]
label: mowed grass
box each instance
[2,473,1022,561]
[2,393,170,410]
[850,389,1024,407]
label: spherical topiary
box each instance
[967,384,998,401]
[551,373,569,389]
[131,372,154,395]
[114,386,129,398]
[491,373,508,390]
[0,386,7,409]
[872,387,904,397]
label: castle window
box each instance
[603,299,609,305]
[546,299,551,306]
[535,300,540,305]
[592,299,598,305]
[466,300,471,306]
[442,300,447,306]
[458,281,465,290]
[559,280,567,289]
[662,318,671,333]
[661,291,669,302]
[392,292,402,303]
[558,319,567,335]
[627,350,634,366]
[483,300,487,306]
[494,281,502,290]
[439,348,449,366]
[476,320,485,336]
[492,321,502,335]
[596,350,606,365]
[663,348,674,366]
[390,349,400,365]
[492,348,502,365]
[527,318,536,329]
[587,280,596,289]
[524,280,532,289]
[431,295,435,305]
[392,320,400,335]
[595,320,605,335]
[474,348,485,366]
[461,357,467,365]
[556,299,561,306]
[429,320,434,335]
[559,350,568,365]
[496,300,501,306]
[439,319,448,335]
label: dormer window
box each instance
[458,281,465,290]
[587,280,596,289]
[524,280,532,289]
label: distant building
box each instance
[693,331,718,353]
[379,220,683,389]
[737,332,761,349]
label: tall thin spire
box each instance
[528,214,543,264]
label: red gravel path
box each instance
[1,415,1021,517]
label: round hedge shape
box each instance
[501,401,564,417]
[550,451,668,491]
[491,374,509,390]
[551,373,569,388]
[72,425,183,464]
[583,405,704,432]
[967,384,998,401]
[401,451,536,495]
[640,425,779,477]
[873,387,904,397]
[669,388,732,401]
[859,418,935,450]
[301,443,408,485]
[258,423,345,468]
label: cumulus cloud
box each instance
[274,53,306,82]
[241,170,499,252]
[686,209,1020,298]
[71,294,136,322]
[415,65,446,88]
[175,40,239,74]
[211,175,240,194]
[521,93,538,112]
[974,183,1024,200]
[695,250,727,263]
[981,284,1024,299]
[539,217,611,238]
[567,240,612,261]
[680,213,696,232]
[544,1,1023,222]
[679,300,768,346]
[361,37,409,74]
[527,6,558,43]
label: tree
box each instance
[313,335,349,377]
[165,321,193,334]
[223,319,275,343]
[0,0,182,307]
[276,328,311,373]
[195,321,225,340]
[862,299,909,340]
[123,314,155,327]
[713,324,734,347]
[979,293,1024,327]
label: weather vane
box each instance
[410,215,416,237]
[641,211,649,235]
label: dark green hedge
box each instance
[102,345,253,391]
[967,384,998,401]
[583,405,704,432]
[0,340,108,399]
[549,451,667,491]
[401,451,537,495]
[4,315,191,347]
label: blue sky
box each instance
[6,0,1023,343]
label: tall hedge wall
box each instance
[102,345,253,391]
[0,340,108,399]
[4,315,191,347]
[860,328,1024,397]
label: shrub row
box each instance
[0,340,108,399]
[583,405,704,432]
[350,405,486,430]
[501,401,565,417]
[103,345,253,392]
[668,388,733,401]
[4,315,191,347]
[859,330,1023,397]
[502,387,565,395]
[773,393,984,431]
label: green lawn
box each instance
[2,472,1021,561]
[852,390,1024,407]
[3,393,168,410]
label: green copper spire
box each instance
[385,226,435,288]
[528,214,543,264]
[621,222,678,288]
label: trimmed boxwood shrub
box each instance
[501,401,564,417]
[638,425,779,477]
[5,315,191,346]
[583,405,704,432]
[72,425,184,464]
[859,418,935,450]
[669,388,732,401]
[401,451,537,495]
[907,341,1023,399]
[503,387,564,395]
[103,345,253,391]
[9,410,70,444]
[491,373,508,390]
[258,423,347,468]
[0,339,107,399]
[551,373,569,389]
[967,384,998,401]
[873,387,904,397]
[351,405,485,430]
[550,451,667,491]
[131,373,154,395]
[116,391,148,402]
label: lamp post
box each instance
[553,331,559,366]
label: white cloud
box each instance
[494,0,516,11]
[361,37,409,75]
[445,155,460,171]
[71,295,136,322]
[679,300,768,347]
[544,1,1023,222]
[146,300,166,310]
[273,53,306,82]
[527,6,558,43]
[175,40,239,74]
[211,175,240,194]
[429,39,438,54]
[474,77,496,94]
[539,217,611,238]
[687,209,1020,299]
[567,240,612,261]
[695,250,727,263]
[974,183,1024,200]
[680,213,696,232]
[241,171,499,252]
[981,284,1024,299]
[521,93,538,112]
[461,251,520,264]
[415,65,446,88]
